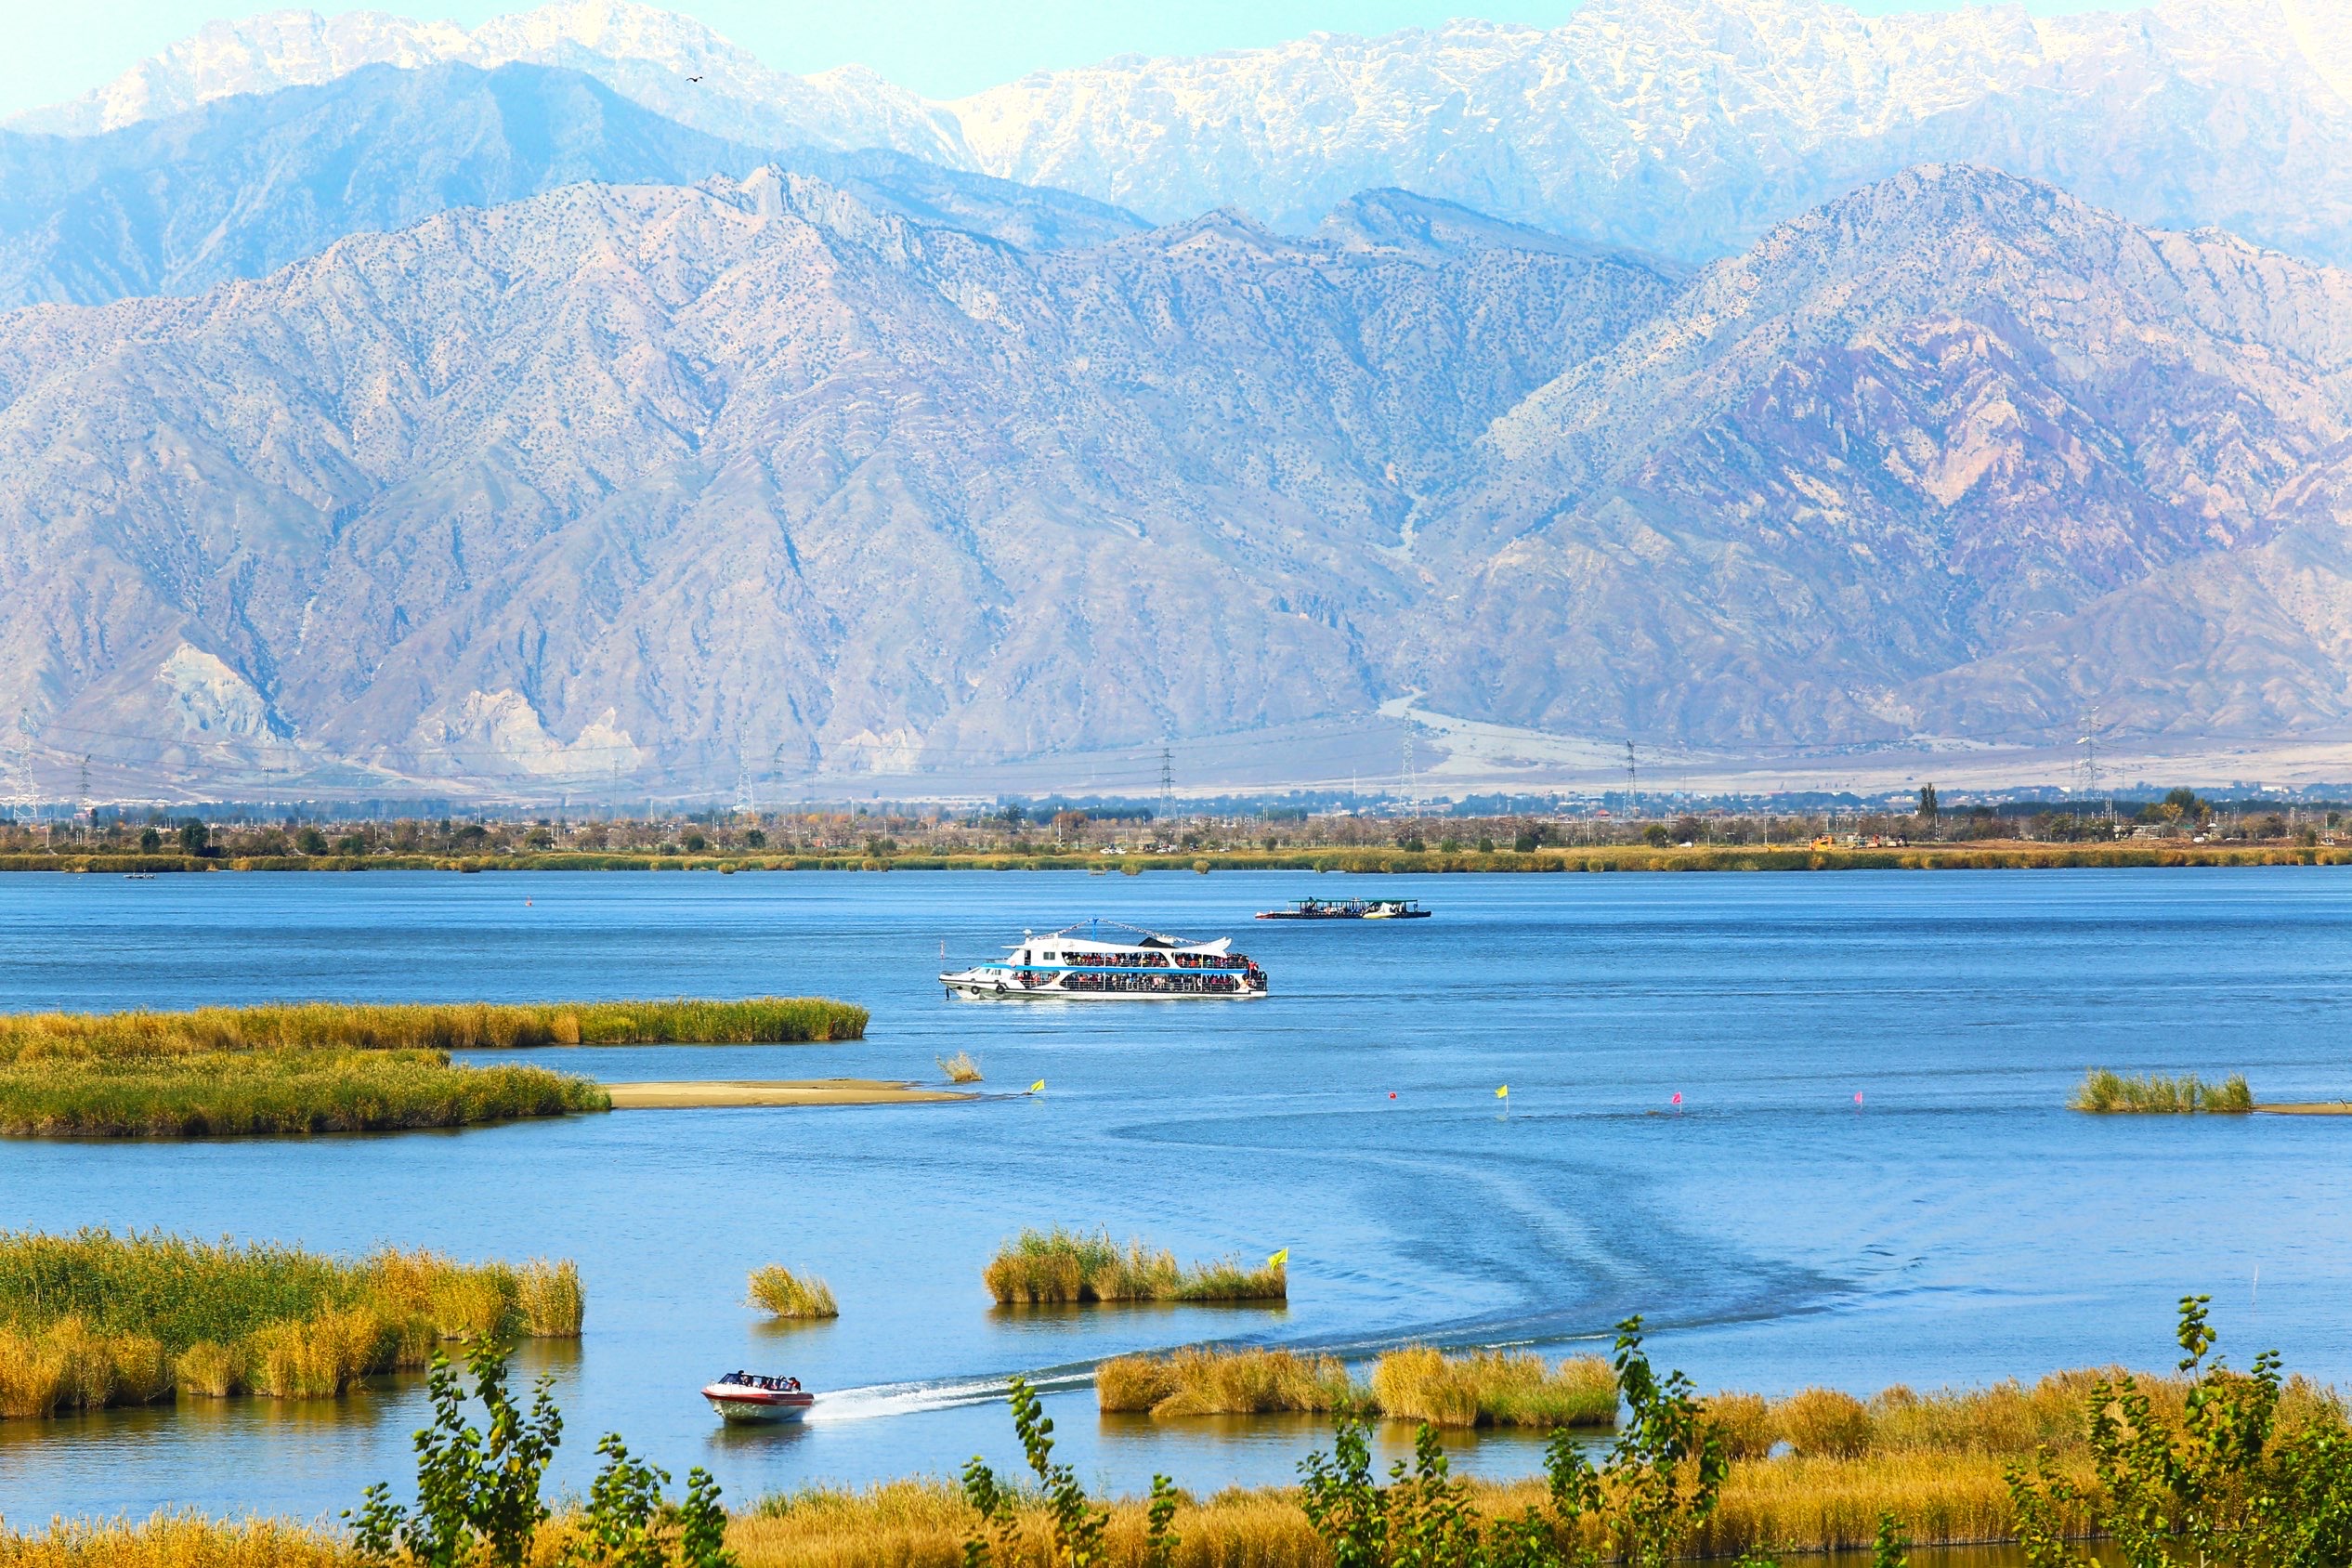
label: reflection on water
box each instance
[0,868,2347,1521]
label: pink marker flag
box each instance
[1855,1091,1864,1104]
[1671,1091,1682,1106]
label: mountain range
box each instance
[15,0,2352,266]
[0,1,2349,796]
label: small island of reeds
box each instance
[2071,1068,2254,1113]
[0,997,866,1138]
[984,1228,1287,1305]
[748,1264,838,1319]
[0,1228,581,1419]
[1096,1343,1618,1428]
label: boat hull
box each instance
[942,976,1264,1000]
[702,1386,814,1424]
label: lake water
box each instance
[1,867,2349,1524]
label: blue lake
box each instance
[1,867,2347,1522]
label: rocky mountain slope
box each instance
[0,176,1674,790]
[1414,165,2352,744]
[5,163,2352,795]
[23,0,2352,268]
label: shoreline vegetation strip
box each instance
[984,1228,1287,1304]
[4,842,2350,875]
[11,1361,2346,1561]
[0,998,867,1138]
[6,1301,2347,1561]
[0,1229,581,1419]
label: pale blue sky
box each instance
[7,0,2134,118]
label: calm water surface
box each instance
[0,868,2347,1522]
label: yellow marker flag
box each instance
[1496,1085,1509,1098]
[1029,1079,1046,1094]
[1266,1248,1289,1270]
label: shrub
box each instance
[936,1052,984,1084]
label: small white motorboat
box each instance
[702,1370,815,1424]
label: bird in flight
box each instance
[687,74,703,82]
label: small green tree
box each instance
[1916,784,1939,821]
[176,818,209,856]
[347,1342,563,1568]
[1604,1315,1729,1568]
[1298,1414,1390,1568]
[961,1376,1110,1568]
[1295,1316,1747,1568]
[2006,1294,2352,1568]
[564,1433,738,1568]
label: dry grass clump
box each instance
[2071,1068,2254,1113]
[1096,1346,1356,1417]
[1702,1392,1775,1459]
[1776,1387,1873,1457]
[936,1052,984,1084]
[984,1229,1285,1305]
[1370,1347,1617,1429]
[0,1229,581,1418]
[0,1512,363,1568]
[749,1265,840,1319]
[516,1259,585,1338]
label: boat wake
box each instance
[804,1365,1096,1423]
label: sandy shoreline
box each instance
[2254,1102,2352,1116]
[605,1078,973,1108]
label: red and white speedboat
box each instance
[702,1370,815,1424]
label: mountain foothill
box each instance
[0,0,2348,794]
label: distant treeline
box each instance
[2,843,2347,876]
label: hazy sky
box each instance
[8,0,2132,116]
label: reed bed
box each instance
[1095,1345,1612,1427]
[0,998,867,1064]
[728,1452,2101,1567]
[0,1512,364,1568]
[984,1229,1287,1305]
[0,995,863,1139]
[1697,1368,2342,1461]
[1097,1346,1357,1417]
[0,1229,582,1418]
[2070,1067,2254,1113]
[748,1265,840,1319]
[1369,1346,1617,1428]
[0,1049,604,1137]
[936,1051,984,1084]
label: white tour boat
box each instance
[702,1370,815,1424]
[940,920,1269,1000]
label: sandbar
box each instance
[2254,1102,2352,1116]
[605,1078,973,1108]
